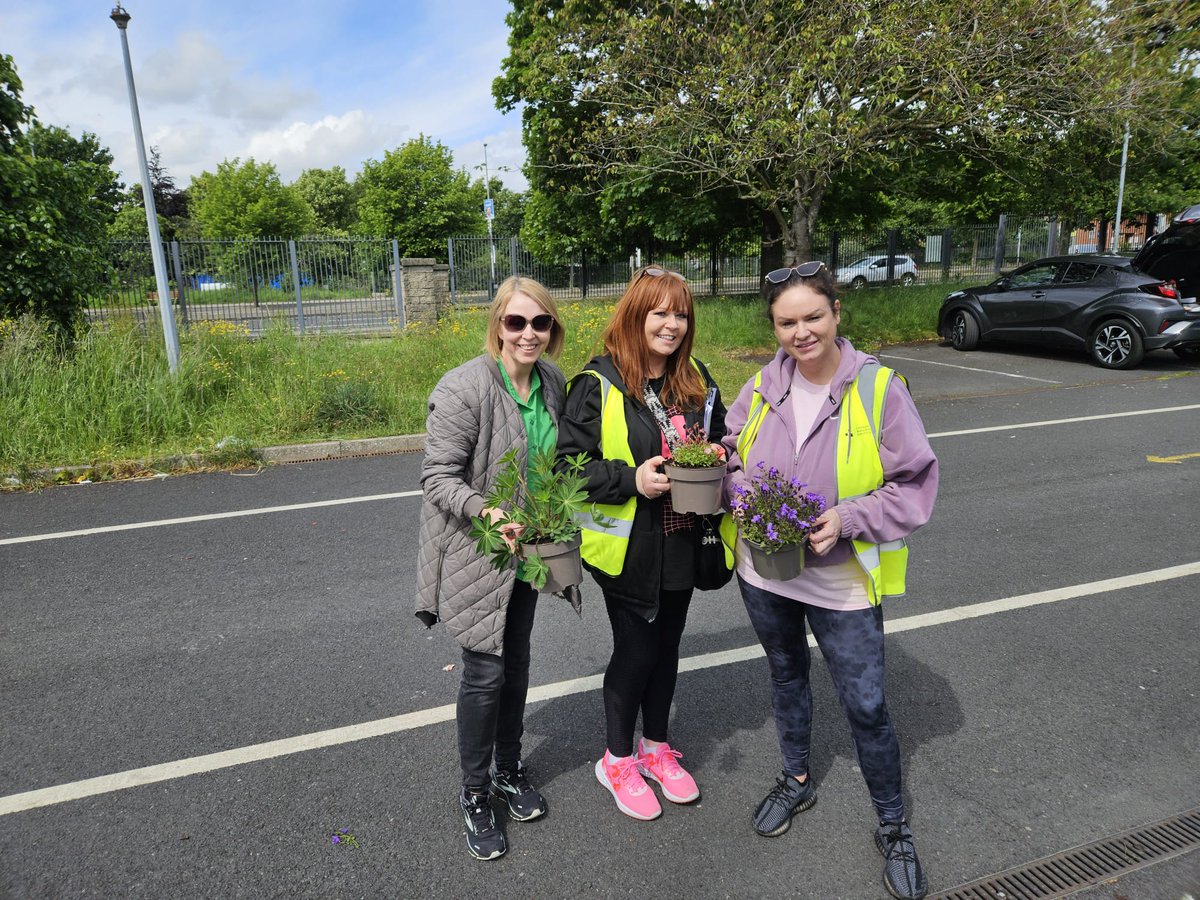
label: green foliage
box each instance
[1,283,962,476]
[294,166,358,234]
[356,135,483,256]
[499,0,1191,261]
[190,158,317,239]
[0,55,116,333]
[469,447,609,589]
[666,422,723,468]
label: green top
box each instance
[498,360,557,583]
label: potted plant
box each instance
[729,462,826,581]
[470,447,612,594]
[663,423,727,515]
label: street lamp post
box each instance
[483,143,496,297]
[111,4,180,374]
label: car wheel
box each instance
[949,309,979,351]
[900,273,916,286]
[1089,319,1145,369]
[848,276,866,291]
[1172,346,1200,363]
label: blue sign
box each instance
[483,198,495,220]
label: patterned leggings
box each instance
[739,576,904,822]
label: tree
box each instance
[356,135,482,257]
[0,54,117,332]
[294,165,358,234]
[501,0,1189,263]
[189,157,316,239]
[109,146,192,241]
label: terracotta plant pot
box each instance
[525,533,583,593]
[745,540,805,581]
[663,462,726,515]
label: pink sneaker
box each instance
[595,751,662,820]
[637,740,700,803]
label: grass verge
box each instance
[1,282,959,484]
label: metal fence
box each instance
[95,238,404,335]
[91,214,1159,333]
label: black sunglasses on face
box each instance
[765,261,826,283]
[501,313,554,333]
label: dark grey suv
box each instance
[1134,203,1200,306]
[937,254,1200,368]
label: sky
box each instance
[3,0,529,191]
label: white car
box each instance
[835,255,918,289]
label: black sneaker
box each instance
[752,772,816,837]
[460,788,506,861]
[875,820,928,900]
[490,762,547,822]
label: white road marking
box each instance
[0,491,423,546]
[6,402,1198,545]
[880,354,1062,383]
[1,560,1195,817]
[927,404,1200,438]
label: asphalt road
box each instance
[2,341,1198,899]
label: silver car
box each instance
[835,255,918,289]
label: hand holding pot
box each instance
[636,455,670,498]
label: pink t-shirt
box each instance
[735,367,871,611]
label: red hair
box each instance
[602,266,706,410]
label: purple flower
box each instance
[751,514,761,524]
[766,523,779,542]
[331,835,341,845]
[768,466,780,478]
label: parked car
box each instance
[1133,203,1200,305]
[937,254,1200,368]
[835,254,918,289]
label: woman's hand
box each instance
[807,508,842,556]
[710,443,726,461]
[482,506,524,552]
[636,455,670,499]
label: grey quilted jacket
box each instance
[414,354,566,655]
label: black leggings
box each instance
[602,589,693,756]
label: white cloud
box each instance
[242,110,410,180]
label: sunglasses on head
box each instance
[764,261,827,284]
[501,313,555,333]
[641,266,686,282]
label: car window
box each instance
[1009,263,1062,288]
[1061,262,1099,284]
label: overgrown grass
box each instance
[1,282,961,477]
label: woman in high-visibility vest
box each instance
[557,265,727,822]
[415,276,566,862]
[721,262,939,900]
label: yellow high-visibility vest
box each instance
[722,362,907,604]
[571,361,734,576]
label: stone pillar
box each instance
[400,258,451,326]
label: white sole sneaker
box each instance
[594,759,662,821]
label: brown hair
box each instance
[484,275,564,360]
[602,266,705,409]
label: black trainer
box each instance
[460,787,506,861]
[752,772,816,836]
[875,820,928,900]
[490,762,547,821]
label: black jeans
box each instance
[457,579,538,789]
[738,576,904,822]
[602,588,693,757]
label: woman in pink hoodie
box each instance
[721,262,938,900]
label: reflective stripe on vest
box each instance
[727,362,908,604]
[570,370,637,576]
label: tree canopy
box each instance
[294,165,359,234]
[499,0,1193,262]
[1,54,119,332]
[189,158,316,240]
[356,135,483,256]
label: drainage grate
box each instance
[933,807,1200,899]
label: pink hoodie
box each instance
[721,337,939,570]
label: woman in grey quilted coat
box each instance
[414,275,566,862]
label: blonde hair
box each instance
[484,276,564,360]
